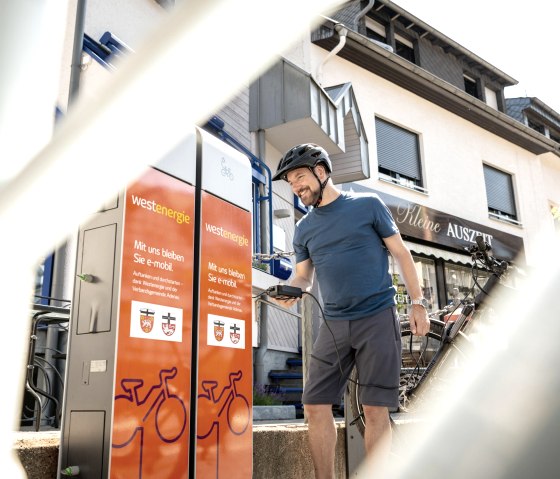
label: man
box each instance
[271,143,430,478]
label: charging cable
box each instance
[265,285,398,390]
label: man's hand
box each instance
[267,259,313,309]
[409,304,430,336]
[268,296,300,308]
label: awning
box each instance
[404,241,472,266]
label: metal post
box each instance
[254,301,269,386]
[301,294,313,423]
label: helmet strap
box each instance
[309,166,330,208]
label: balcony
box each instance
[249,58,370,184]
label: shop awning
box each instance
[404,241,472,266]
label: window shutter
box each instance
[483,165,516,216]
[375,118,421,181]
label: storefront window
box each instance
[390,255,438,315]
[33,254,53,304]
[444,263,489,305]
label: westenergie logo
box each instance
[205,223,249,247]
[131,195,191,225]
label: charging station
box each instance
[59,128,253,478]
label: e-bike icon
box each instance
[112,367,187,477]
[197,370,250,477]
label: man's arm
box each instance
[271,258,314,308]
[383,233,430,336]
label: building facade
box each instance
[250,0,560,368]
[37,0,559,414]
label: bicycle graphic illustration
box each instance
[112,366,187,477]
[197,370,250,477]
[220,158,234,181]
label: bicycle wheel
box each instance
[156,396,187,443]
[348,318,445,437]
[226,394,250,435]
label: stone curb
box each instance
[252,405,296,421]
[13,423,347,479]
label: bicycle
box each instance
[348,236,511,436]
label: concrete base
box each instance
[253,405,296,421]
[13,431,59,479]
[253,421,347,479]
[13,422,347,479]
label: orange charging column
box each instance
[195,131,253,478]
[110,166,195,479]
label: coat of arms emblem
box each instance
[140,308,155,333]
[214,320,225,341]
[230,323,240,344]
[162,312,176,336]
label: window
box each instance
[484,87,498,110]
[483,164,519,224]
[464,74,480,99]
[444,263,489,305]
[375,117,424,192]
[391,255,438,315]
[34,253,54,304]
[395,34,415,64]
[365,17,386,43]
[527,117,546,135]
[392,255,440,358]
[549,130,560,144]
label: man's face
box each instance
[286,167,320,207]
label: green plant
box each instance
[252,260,269,272]
[253,384,284,406]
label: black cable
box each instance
[471,259,491,297]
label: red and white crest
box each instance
[230,323,240,344]
[162,313,176,336]
[214,321,225,341]
[140,308,155,333]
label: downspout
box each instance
[254,129,268,386]
[256,129,270,258]
[315,25,348,86]
[314,0,374,85]
[354,0,375,25]
[68,0,87,106]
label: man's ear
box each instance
[315,164,328,181]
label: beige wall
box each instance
[295,43,559,266]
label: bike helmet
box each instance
[272,143,332,181]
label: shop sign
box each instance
[341,183,524,262]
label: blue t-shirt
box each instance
[293,192,399,321]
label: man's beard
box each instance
[298,185,321,207]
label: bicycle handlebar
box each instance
[399,304,455,321]
[467,235,509,276]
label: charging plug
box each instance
[267,285,303,300]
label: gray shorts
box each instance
[302,307,401,408]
